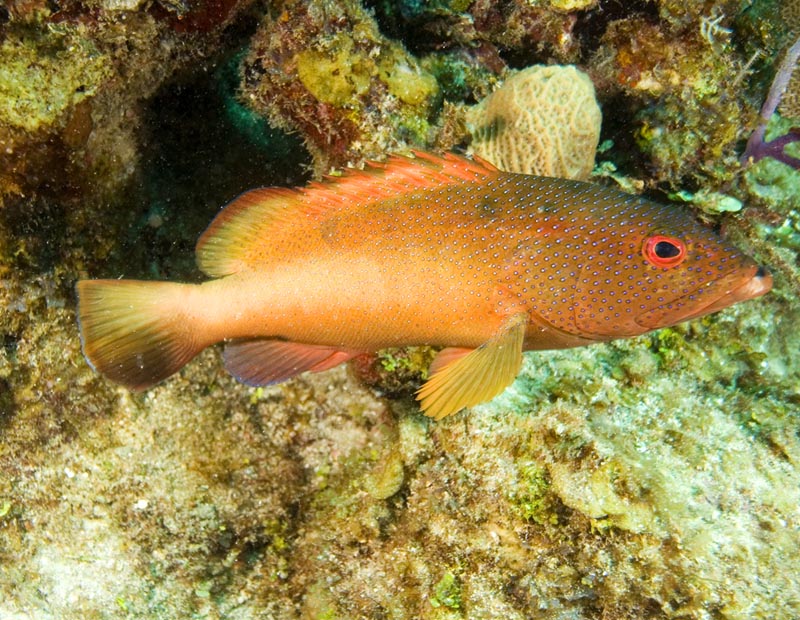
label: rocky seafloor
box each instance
[1,0,799,618]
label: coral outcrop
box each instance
[242,0,440,174]
[0,0,255,211]
[465,65,601,179]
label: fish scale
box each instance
[76,152,771,419]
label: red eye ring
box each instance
[643,235,687,268]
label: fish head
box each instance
[567,200,772,340]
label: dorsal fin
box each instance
[195,152,498,278]
[195,187,297,278]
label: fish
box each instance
[76,152,772,419]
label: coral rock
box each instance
[465,65,601,180]
[242,0,440,174]
[548,0,596,10]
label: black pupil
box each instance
[654,240,680,258]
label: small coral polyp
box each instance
[466,65,602,180]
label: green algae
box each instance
[547,0,595,9]
[294,32,438,109]
[377,49,439,106]
[430,571,462,610]
[509,462,559,526]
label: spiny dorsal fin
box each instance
[417,312,528,420]
[196,152,498,278]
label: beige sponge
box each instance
[466,65,602,180]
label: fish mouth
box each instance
[635,265,772,330]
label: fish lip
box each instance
[634,265,772,330]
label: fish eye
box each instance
[642,235,687,268]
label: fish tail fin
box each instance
[76,279,205,390]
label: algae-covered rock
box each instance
[0,3,253,210]
[0,29,110,133]
[588,3,787,190]
[242,0,440,174]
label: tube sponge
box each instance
[466,65,601,180]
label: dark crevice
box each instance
[98,51,310,282]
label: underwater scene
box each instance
[1,0,799,618]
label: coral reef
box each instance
[240,0,605,174]
[741,35,800,170]
[591,14,743,188]
[465,64,601,179]
[2,270,796,618]
[584,0,791,193]
[242,0,440,173]
[367,0,582,63]
[0,0,256,212]
[1,0,800,619]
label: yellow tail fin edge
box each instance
[76,279,203,390]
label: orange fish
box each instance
[76,152,771,419]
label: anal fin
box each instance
[224,339,358,386]
[427,347,473,376]
[416,313,528,420]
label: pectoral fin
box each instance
[417,312,528,420]
[224,339,358,386]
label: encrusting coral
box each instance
[465,65,602,179]
[242,0,440,174]
[0,0,255,210]
[588,2,783,190]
